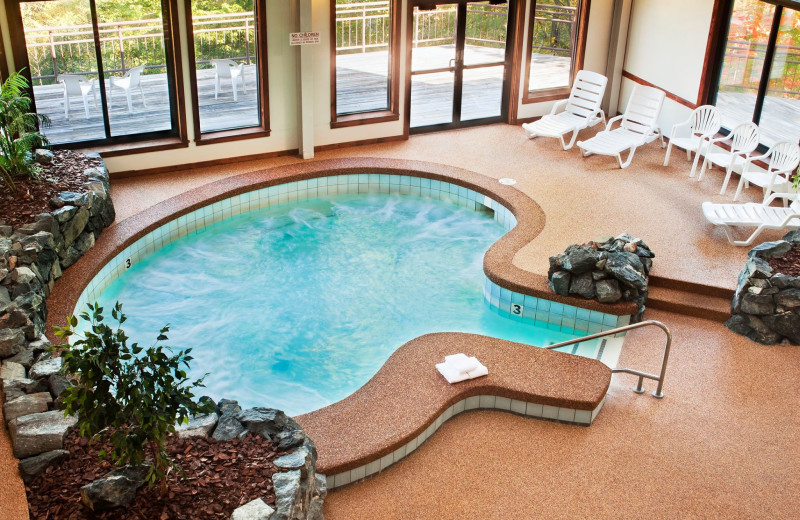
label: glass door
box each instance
[409,0,511,132]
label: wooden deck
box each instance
[716,91,800,146]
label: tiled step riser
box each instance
[324,394,606,491]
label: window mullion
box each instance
[88,0,111,138]
[753,5,783,125]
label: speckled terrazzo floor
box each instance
[2,124,797,519]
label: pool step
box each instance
[647,278,733,322]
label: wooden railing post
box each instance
[48,31,58,81]
[117,24,126,73]
[244,17,251,64]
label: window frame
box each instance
[329,0,402,129]
[0,24,8,81]
[521,0,590,104]
[705,0,800,149]
[183,0,270,146]
[4,0,188,153]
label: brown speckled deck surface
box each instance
[1,124,795,519]
[295,333,611,475]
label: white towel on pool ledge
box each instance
[445,353,480,374]
[436,356,489,384]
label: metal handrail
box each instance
[544,319,672,399]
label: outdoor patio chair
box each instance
[702,192,800,246]
[58,74,97,120]
[109,65,147,113]
[212,59,246,102]
[521,70,607,150]
[732,141,800,203]
[697,122,760,195]
[663,104,721,178]
[576,84,666,168]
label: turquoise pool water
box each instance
[91,194,597,416]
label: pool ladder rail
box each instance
[544,320,672,398]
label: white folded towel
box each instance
[436,355,489,384]
[445,353,480,374]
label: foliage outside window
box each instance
[332,0,398,124]
[15,0,182,146]
[524,0,585,100]
[713,0,800,146]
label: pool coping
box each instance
[45,156,637,343]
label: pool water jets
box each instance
[91,193,600,416]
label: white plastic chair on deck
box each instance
[733,141,800,203]
[577,85,666,168]
[109,65,147,113]
[702,192,800,246]
[698,122,760,195]
[521,70,607,150]
[663,105,721,178]
[58,74,97,119]
[212,59,246,101]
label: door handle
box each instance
[449,58,455,72]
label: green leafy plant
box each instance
[53,302,214,496]
[0,70,51,192]
[793,165,800,190]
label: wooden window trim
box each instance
[183,0,270,144]
[329,0,401,128]
[3,0,187,149]
[521,0,590,105]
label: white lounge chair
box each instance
[58,74,97,120]
[577,84,666,168]
[663,105,721,178]
[698,122,760,195]
[521,70,607,150]
[733,141,800,203]
[212,59,246,101]
[109,65,147,113]
[702,192,800,246]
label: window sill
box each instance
[195,127,271,146]
[331,110,400,129]
[522,88,572,105]
[79,137,189,158]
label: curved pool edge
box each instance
[45,156,636,345]
[294,332,611,488]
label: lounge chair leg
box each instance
[563,130,579,151]
[663,142,673,166]
[659,130,665,148]
[619,148,636,169]
[686,148,692,161]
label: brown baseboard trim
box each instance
[621,71,698,110]
[513,115,542,125]
[109,148,300,179]
[314,134,407,153]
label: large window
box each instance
[8,0,185,147]
[184,0,269,142]
[522,0,589,103]
[331,0,400,127]
[712,0,800,146]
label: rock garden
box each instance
[726,230,800,345]
[547,233,655,319]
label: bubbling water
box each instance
[92,194,593,416]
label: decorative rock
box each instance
[275,444,314,475]
[176,412,219,438]
[18,449,70,484]
[237,407,301,441]
[5,347,36,369]
[217,398,242,417]
[0,307,31,329]
[53,205,78,223]
[29,357,62,381]
[762,313,800,344]
[561,246,597,274]
[596,279,622,303]
[569,271,596,299]
[34,149,54,165]
[212,414,246,441]
[80,464,150,511]
[1,361,26,381]
[60,206,90,248]
[272,470,303,520]
[3,392,52,422]
[3,378,49,395]
[230,498,275,520]
[775,288,800,309]
[49,374,73,398]
[307,474,327,520]
[0,328,26,358]
[548,271,570,296]
[8,410,78,458]
[275,429,306,452]
[10,266,35,284]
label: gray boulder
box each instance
[596,279,622,303]
[762,312,800,344]
[49,374,73,399]
[60,206,89,248]
[548,271,570,296]
[275,429,306,452]
[3,392,52,422]
[29,357,62,380]
[230,498,275,520]
[212,415,245,441]
[176,413,219,439]
[3,377,48,395]
[0,328,25,358]
[18,449,69,484]
[80,464,150,511]
[569,271,596,299]
[237,407,301,441]
[5,347,36,369]
[275,444,316,477]
[217,398,242,417]
[740,293,775,316]
[272,470,303,520]
[8,410,77,458]
[1,361,26,382]
[34,149,54,165]
[561,246,597,274]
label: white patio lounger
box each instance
[702,193,800,246]
[663,104,721,178]
[577,84,665,168]
[732,141,800,203]
[697,121,760,195]
[521,70,607,150]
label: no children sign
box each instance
[290,32,320,46]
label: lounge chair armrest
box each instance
[549,99,568,115]
[763,192,799,206]
[605,115,623,131]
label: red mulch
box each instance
[766,243,800,277]
[0,150,102,228]
[26,429,284,520]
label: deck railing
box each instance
[719,39,800,98]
